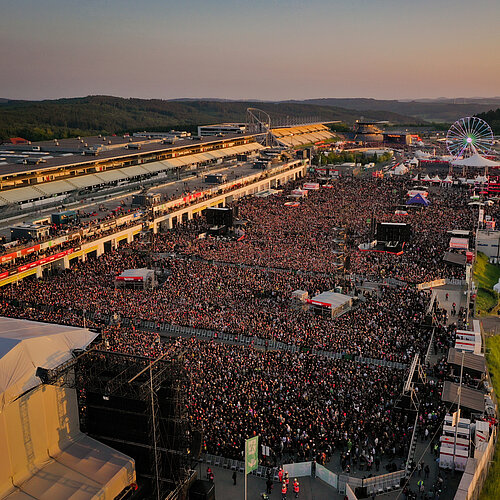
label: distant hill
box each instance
[290,98,500,123]
[0,95,424,142]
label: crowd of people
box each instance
[0,249,432,361]
[0,167,476,474]
[150,175,478,285]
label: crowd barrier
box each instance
[425,327,436,365]
[405,411,420,477]
[136,320,409,368]
[316,463,338,489]
[354,356,407,370]
[282,462,312,478]
[200,453,277,481]
[362,470,406,495]
[348,273,407,287]
[4,300,409,370]
[338,470,405,496]
[199,453,404,495]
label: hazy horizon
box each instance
[1,0,499,101]
[2,94,500,103]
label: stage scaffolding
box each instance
[45,345,197,500]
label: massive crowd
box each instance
[0,168,475,471]
[0,250,432,361]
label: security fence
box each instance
[199,453,405,496]
[136,319,408,368]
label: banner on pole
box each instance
[245,436,259,474]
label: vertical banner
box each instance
[479,208,484,223]
[245,436,259,474]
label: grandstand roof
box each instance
[0,133,256,177]
[0,142,265,207]
[0,317,98,411]
[272,124,335,148]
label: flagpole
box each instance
[244,439,247,500]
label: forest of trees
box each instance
[313,150,392,166]
[476,108,500,134]
[0,95,421,142]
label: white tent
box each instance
[0,317,98,411]
[309,291,353,317]
[443,176,453,184]
[394,165,408,176]
[432,175,442,183]
[422,174,432,182]
[0,318,136,500]
[412,174,419,181]
[474,175,488,184]
[415,150,431,159]
[407,189,428,198]
[451,153,500,168]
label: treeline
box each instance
[0,95,424,142]
[314,151,392,166]
[476,108,500,134]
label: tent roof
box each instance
[443,252,467,266]
[310,291,351,309]
[0,317,98,411]
[450,237,469,250]
[116,268,153,279]
[451,153,500,168]
[442,381,485,413]
[447,348,486,374]
[406,193,430,206]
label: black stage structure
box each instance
[44,344,199,500]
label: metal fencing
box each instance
[199,453,405,496]
[135,320,408,368]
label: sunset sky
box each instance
[1,0,499,101]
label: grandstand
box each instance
[271,123,336,147]
[0,138,264,208]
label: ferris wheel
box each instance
[446,116,494,158]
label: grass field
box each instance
[473,252,500,315]
[479,335,500,499]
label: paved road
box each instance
[430,285,466,326]
[200,464,339,500]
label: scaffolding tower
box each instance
[45,346,196,500]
